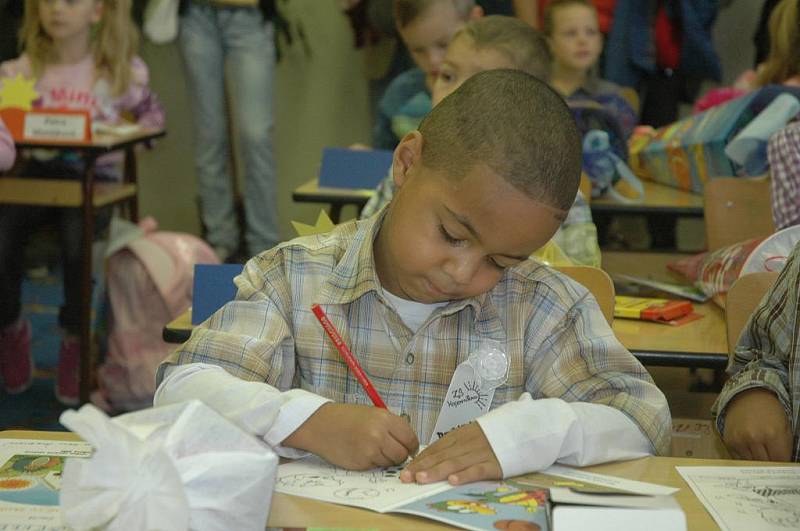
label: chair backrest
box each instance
[703,175,775,251]
[556,265,615,325]
[725,271,778,353]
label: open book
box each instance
[0,437,92,528]
[275,456,686,531]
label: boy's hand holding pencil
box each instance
[282,402,419,470]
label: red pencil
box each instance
[311,304,388,409]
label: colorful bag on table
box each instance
[667,225,800,307]
[629,85,800,193]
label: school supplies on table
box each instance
[612,274,710,303]
[318,147,393,190]
[311,304,387,408]
[275,456,685,531]
[614,296,694,323]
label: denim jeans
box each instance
[179,1,278,257]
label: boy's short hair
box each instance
[418,69,581,212]
[543,0,597,36]
[395,0,476,28]
[458,15,551,81]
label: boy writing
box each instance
[712,241,800,462]
[372,0,482,149]
[156,70,670,483]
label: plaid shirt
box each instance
[713,241,800,462]
[768,122,800,231]
[161,213,669,454]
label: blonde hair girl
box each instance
[756,0,800,87]
[20,0,139,95]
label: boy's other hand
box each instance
[282,403,419,470]
[722,388,792,462]
[400,422,501,485]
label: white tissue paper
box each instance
[58,400,278,531]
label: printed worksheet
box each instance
[275,456,552,530]
[0,438,92,529]
[275,454,451,512]
[677,466,800,531]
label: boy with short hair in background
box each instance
[372,0,482,149]
[155,70,669,483]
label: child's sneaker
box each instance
[0,320,34,394]
[56,337,80,406]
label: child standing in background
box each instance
[0,0,165,405]
[372,0,482,150]
[543,0,636,137]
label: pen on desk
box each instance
[311,303,388,409]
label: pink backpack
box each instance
[91,219,219,412]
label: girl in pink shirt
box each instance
[0,0,165,405]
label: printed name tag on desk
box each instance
[430,340,509,444]
[23,110,91,142]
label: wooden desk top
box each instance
[592,180,704,215]
[4,431,788,531]
[13,127,165,152]
[292,177,375,204]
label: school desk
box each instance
[0,128,166,404]
[292,177,373,222]
[3,429,795,531]
[591,180,704,217]
[602,250,729,369]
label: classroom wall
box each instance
[135,0,371,241]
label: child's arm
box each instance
[712,243,800,461]
[123,57,166,129]
[155,254,418,468]
[718,388,792,461]
[0,116,15,171]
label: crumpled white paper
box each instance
[59,400,278,531]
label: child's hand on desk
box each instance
[722,388,792,461]
[282,403,419,470]
[400,422,501,485]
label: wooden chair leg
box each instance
[78,158,97,404]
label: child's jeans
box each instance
[0,160,111,335]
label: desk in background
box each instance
[591,180,704,217]
[1,128,166,403]
[292,178,706,225]
[3,429,793,531]
[292,177,373,223]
